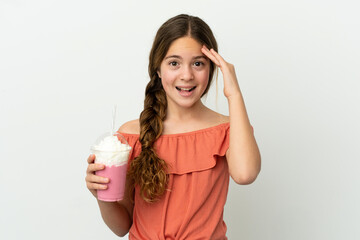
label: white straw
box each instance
[111,104,117,135]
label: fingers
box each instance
[86,181,108,190]
[86,171,109,183]
[86,161,105,173]
[86,174,109,190]
[85,168,109,191]
[86,154,108,191]
[202,46,236,76]
[210,48,227,66]
[87,154,95,164]
[201,45,221,67]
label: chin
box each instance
[177,99,202,109]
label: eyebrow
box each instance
[164,55,207,60]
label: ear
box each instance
[157,70,161,78]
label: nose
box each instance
[180,65,194,81]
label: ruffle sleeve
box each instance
[154,123,231,175]
[212,123,230,158]
[117,133,141,165]
[118,123,254,175]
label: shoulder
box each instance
[217,113,229,125]
[118,119,140,134]
[205,108,229,125]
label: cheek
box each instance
[161,71,177,82]
[160,72,176,93]
[160,70,179,92]
[196,69,210,85]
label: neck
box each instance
[165,100,207,122]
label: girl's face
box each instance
[157,36,210,110]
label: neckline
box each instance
[119,122,230,138]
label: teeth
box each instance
[176,86,195,91]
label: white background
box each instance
[1,0,359,239]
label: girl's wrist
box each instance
[226,92,243,102]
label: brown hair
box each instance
[127,14,218,202]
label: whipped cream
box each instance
[92,135,131,166]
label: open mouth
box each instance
[175,86,196,92]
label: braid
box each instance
[128,14,218,202]
[128,73,168,202]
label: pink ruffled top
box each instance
[120,122,231,240]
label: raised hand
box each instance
[85,154,109,198]
[202,45,261,185]
[201,45,241,99]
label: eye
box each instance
[194,61,204,67]
[169,61,179,67]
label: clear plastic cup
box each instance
[91,132,131,202]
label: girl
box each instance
[85,14,261,239]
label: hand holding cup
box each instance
[85,154,109,198]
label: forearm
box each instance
[227,93,261,184]
[200,46,261,183]
[97,200,132,237]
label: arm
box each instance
[226,92,261,184]
[201,46,261,184]
[96,174,134,236]
[86,154,134,236]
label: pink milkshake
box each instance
[91,132,131,202]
